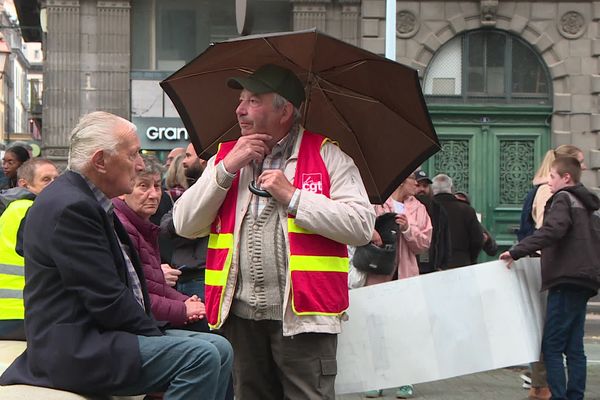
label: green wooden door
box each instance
[424,105,551,261]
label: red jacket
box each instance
[113,198,189,326]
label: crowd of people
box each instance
[0,63,598,400]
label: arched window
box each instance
[423,30,551,104]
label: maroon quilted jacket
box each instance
[113,198,189,326]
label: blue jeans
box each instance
[112,329,233,400]
[542,285,594,400]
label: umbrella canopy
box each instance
[160,29,440,204]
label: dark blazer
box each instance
[415,194,451,272]
[434,193,484,268]
[0,171,163,394]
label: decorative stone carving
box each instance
[97,1,129,8]
[44,0,79,6]
[292,1,328,31]
[42,147,70,162]
[558,11,586,39]
[480,0,498,26]
[396,10,419,38]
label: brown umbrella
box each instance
[160,29,440,204]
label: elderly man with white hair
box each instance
[432,173,484,268]
[0,111,233,400]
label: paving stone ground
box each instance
[337,341,600,400]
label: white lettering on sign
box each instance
[146,126,189,141]
[301,173,323,194]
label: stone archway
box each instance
[361,1,600,174]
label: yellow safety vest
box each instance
[0,198,32,320]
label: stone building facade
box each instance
[360,1,600,249]
[36,0,362,159]
[21,0,600,248]
[41,0,131,161]
[362,0,600,182]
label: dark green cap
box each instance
[227,64,305,108]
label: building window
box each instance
[424,30,551,104]
[29,79,42,113]
[131,0,292,72]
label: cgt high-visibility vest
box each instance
[0,198,32,320]
[205,131,349,328]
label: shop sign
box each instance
[133,117,190,150]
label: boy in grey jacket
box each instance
[500,156,600,400]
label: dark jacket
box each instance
[0,171,163,393]
[0,177,17,192]
[481,225,498,257]
[434,193,484,268]
[150,189,174,263]
[0,187,35,215]
[509,183,600,292]
[415,194,450,272]
[113,198,189,327]
[160,209,208,281]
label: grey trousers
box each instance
[222,314,338,400]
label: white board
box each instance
[336,259,545,394]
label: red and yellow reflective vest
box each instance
[205,131,349,328]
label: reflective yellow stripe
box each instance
[293,309,343,317]
[206,233,233,287]
[0,274,25,291]
[205,268,229,287]
[287,218,312,234]
[289,255,349,273]
[208,233,234,249]
[0,298,24,319]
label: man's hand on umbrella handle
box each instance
[223,133,272,173]
[258,170,295,205]
[499,251,515,269]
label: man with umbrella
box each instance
[173,64,375,399]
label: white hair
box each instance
[432,174,453,195]
[68,111,136,172]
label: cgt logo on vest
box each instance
[301,173,323,194]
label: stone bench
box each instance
[0,341,144,400]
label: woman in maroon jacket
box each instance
[113,155,207,330]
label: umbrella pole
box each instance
[385,0,396,61]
